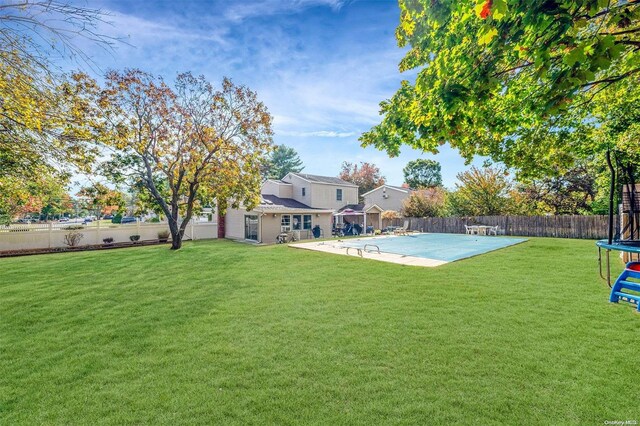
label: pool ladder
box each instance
[345,244,380,257]
[610,261,640,312]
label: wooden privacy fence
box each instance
[383,215,619,240]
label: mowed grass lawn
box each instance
[1,238,639,424]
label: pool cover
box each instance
[340,233,527,262]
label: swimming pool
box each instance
[340,233,527,262]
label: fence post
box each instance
[136,218,140,237]
[48,222,52,248]
[96,219,101,245]
[191,219,195,241]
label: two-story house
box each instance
[223,173,358,243]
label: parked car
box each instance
[58,218,69,223]
[120,216,138,224]
[103,214,113,220]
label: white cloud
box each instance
[278,130,357,138]
[224,0,350,22]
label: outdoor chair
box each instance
[394,220,411,236]
[465,225,479,235]
[488,225,500,236]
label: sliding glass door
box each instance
[244,215,258,241]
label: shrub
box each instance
[157,230,170,241]
[402,187,448,217]
[112,213,122,224]
[62,225,85,230]
[102,237,114,244]
[381,210,401,220]
[129,235,140,242]
[64,231,84,247]
[149,217,160,223]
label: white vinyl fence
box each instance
[0,220,217,251]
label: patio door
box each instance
[244,215,258,241]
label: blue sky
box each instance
[73,0,483,188]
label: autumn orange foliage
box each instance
[480,0,492,19]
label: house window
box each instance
[302,187,306,196]
[303,214,312,230]
[281,215,291,232]
[292,215,302,230]
[336,189,343,201]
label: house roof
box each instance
[255,195,332,212]
[264,179,292,185]
[337,204,364,213]
[361,184,413,197]
[337,203,383,214]
[288,173,358,187]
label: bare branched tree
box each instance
[0,0,120,74]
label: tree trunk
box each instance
[217,199,226,239]
[606,150,615,244]
[168,216,182,250]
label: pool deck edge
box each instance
[290,237,449,268]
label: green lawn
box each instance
[1,238,638,424]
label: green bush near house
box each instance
[0,238,635,424]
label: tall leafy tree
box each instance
[403,159,442,188]
[448,167,513,216]
[0,1,114,224]
[515,165,597,215]
[338,161,386,200]
[361,0,639,173]
[263,145,304,179]
[99,70,273,249]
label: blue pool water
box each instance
[341,233,526,262]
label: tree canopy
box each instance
[338,161,386,199]
[77,183,125,217]
[448,167,513,216]
[0,1,115,222]
[262,145,304,180]
[361,0,640,175]
[402,187,447,217]
[99,70,273,249]
[403,159,442,188]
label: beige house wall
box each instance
[281,174,314,205]
[310,183,358,210]
[364,187,410,212]
[260,212,333,243]
[225,207,332,243]
[224,208,251,240]
[262,180,293,198]
[282,174,358,210]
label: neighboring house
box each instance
[362,184,413,213]
[224,173,357,243]
[361,184,414,229]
